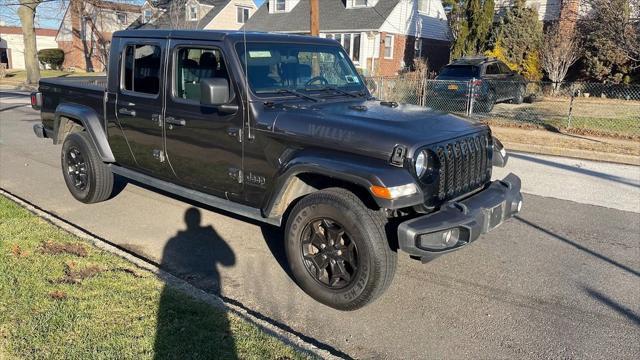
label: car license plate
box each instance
[448,84,458,90]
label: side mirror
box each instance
[200,77,230,106]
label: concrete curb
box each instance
[0,188,346,360]
[503,142,640,166]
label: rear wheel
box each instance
[284,188,397,311]
[477,90,496,113]
[61,132,113,204]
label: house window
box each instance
[351,0,368,7]
[384,35,394,59]
[275,0,286,12]
[143,9,152,23]
[187,5,198,21]
[237,6,250,23]
[418,0,429,13]
[325,32,361,64]
[116,12,127,24]
[122,44,162,95]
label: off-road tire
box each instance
[284,188,397,311]
[478,90,496,113]
[61,131,113,204]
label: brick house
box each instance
[130,0,257,30]
[243,0,452,76]
[56,0,142,72]
[0,26,58,70]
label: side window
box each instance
[122,44,161,95]
[174,47,229,103]
[485,63,500,75]
[498,62,512,74]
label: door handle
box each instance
[165,117,186,126]
[118,108,136,116]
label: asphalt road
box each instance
[1,91,639,359]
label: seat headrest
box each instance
[199,52,218,69]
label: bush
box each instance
[37,48,65,70]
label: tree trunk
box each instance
[17,2,41,85]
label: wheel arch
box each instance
[262,152,423,219]
[54,103,115,163]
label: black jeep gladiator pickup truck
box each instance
[32,30,522,310]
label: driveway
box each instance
[1,91,639,359]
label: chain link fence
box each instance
[365,76,640,138]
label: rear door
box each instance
[484,62,504,100]
[115,40,172,178]
[162,41,244,198]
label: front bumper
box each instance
[397,173,522,262]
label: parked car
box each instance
[31,30,522,311]
[430,56,527,112]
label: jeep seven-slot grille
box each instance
[434,133,491,201]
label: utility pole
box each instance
[310,0,319,36]
[310,0,320,76]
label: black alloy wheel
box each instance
[65,147,89,191]
[61,131,114,204]
[285,188,397,311]
[301,218,358,289]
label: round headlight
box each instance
[415,150,429,178]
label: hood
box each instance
[268,99,488,160]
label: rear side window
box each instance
[439,65,479,78]
[485,63,500,75]
[498,62,512,74]
[122,44,161,95]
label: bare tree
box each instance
[583,0,640,69]
[168,0,198,30]
[541,23,580,89]
[16,0,45,85]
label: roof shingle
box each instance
[243,0,400,32]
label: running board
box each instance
[110,165,281,226]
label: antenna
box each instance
[243,21,253,141]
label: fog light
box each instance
[418,228,461,250]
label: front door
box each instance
[116,40,171,177]
[163,42,244,198]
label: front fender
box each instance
[54,103,115,163]
[263,150,424,217]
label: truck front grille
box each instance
[433,133,491,201]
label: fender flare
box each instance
[54,103,115,163]
[262,151,424,218]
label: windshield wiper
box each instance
[305,86,365,98]
[276,88,321,102]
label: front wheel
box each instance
[61,131,114,204]
[285,188,397,311]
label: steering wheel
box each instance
[305,76,329,86]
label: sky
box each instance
[0,0,266,29]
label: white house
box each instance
[0,26,58,70]
[243,0,452,76]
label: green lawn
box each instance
[0,195,307,360]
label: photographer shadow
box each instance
[153,207,237,359]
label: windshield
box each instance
[235,42,365,96]
[438,65,479,78]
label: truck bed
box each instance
[40,75,107,91]
[39,76,108,133]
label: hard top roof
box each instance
[112,30,337,45]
